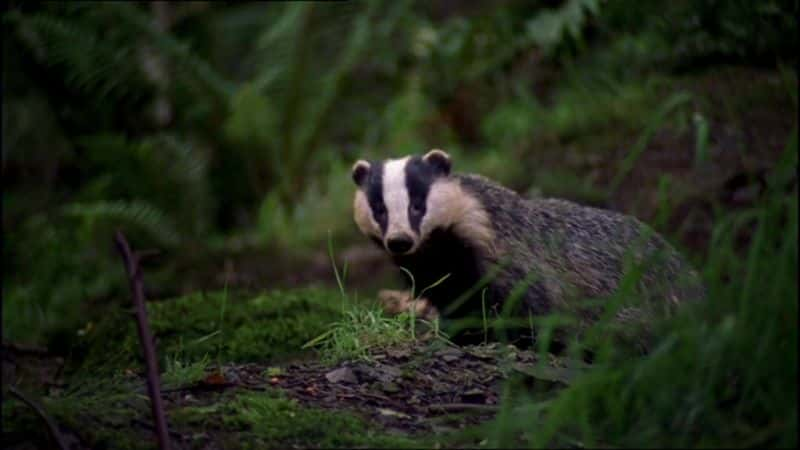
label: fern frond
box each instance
[75,132,212,237]
[13,13,147,101]
[105,2,234,103]
[62,200,181,247]
[147,134,212,235]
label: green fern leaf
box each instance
[62,200,181,247]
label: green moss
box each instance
[169,389,419,448]
[75,287,345,375]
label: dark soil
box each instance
[273,343,511,435]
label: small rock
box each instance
[325,367,358,384]
[352,365,378,383]
[461,388,486,403]
[436,347,464,363]
[378,408,410,419]
[375,364,403,382]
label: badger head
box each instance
[351,149,455,256]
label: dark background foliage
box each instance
[2,1,797,447]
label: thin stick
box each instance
[427,403,501,413]
[114,230,171,450]
[8,385,69,450]
[2,341,50,355]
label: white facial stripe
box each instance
[382,157,413,238]
[353,190,380,237]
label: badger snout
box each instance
[386,233,415,255]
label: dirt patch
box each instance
[225,339,577,440]
[273,344,508,435]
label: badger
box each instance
[351,149,705,350]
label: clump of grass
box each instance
[303,306,427,364]
[161,354,210,390]
[303,235,450,363]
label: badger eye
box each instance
[410,203,423,215]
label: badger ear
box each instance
[351,160,371,187]
[423,149,451,176]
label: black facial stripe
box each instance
[405,156,436,233]
[364,161,388,234]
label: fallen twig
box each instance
[2,341,50,355]
[237,383,271,391]
[114,230,171,450]
[8,385,69,450]
[427,403,500,413]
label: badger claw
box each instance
[378,289,439,321]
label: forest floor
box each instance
[3,65,796,449]
[4,320,582,449]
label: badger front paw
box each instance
[378,289,439,321]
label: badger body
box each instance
[352,150,704,346]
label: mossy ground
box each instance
[72,287,345,377]
[3,287,423,449]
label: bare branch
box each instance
[427,403,500,413]
[114,230,171,450]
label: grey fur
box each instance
[455,173,706,346]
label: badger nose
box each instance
[386,235,414,254]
